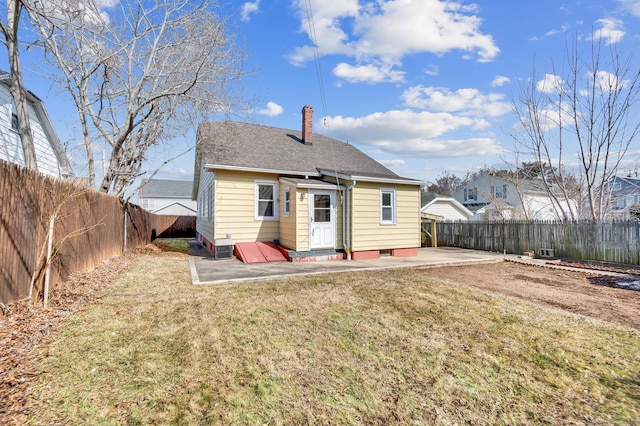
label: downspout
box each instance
[344,180,356,260]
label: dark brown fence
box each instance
[0,160,194,304]
[436,220,640,265]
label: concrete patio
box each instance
[188,244,506,285]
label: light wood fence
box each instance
[0,160,194,304]
[436,220,640,265]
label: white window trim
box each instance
[380,188,397,225]
[283,187,291,217]
[207,184,213,221]
[254,180,279,220]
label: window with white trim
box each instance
[255,181,279,220]
[283,187,291,216]
[142,199,154,210]
[207,184,213,220]
[380,188,397,224]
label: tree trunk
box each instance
[5,0,37,170]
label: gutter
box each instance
[343,180,356,260]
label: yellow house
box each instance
[193,106,423,261]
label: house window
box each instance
[283,187,291,216]
[255,181,279,220]
[142,199,154,210]
[465,187,477,201]
[11,113,18,131]
[207,184,213,220]
[380,188,396,224]
[492,184,507,199]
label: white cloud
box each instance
[536,74,565,94]
[594,70,627,92]
[290,0,499,71]
[241,0,261,22]
[424,65,439,76]
[333,62,405,83]
[95,0,118,7]
[257,101,284,117]
[36,0,112,25]
[619,0,640,17]
[324,109,504,158]
[545,23,570,37]
[491,75,510,87]
[374,137,505,158]
[401,86,511,118]
[378,159,405,167]
[591,17,624,45]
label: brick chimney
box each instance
[301,105,313,145]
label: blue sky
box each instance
[4,0,640,185]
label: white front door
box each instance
[309,190,335,249]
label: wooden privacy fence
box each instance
[0,160,194,305]
[436,220,640,265]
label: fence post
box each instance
[43,215,55,308]
[123,207,128,254]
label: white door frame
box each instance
[309,190,336,249]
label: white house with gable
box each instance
[421,193,473,221]
[0,71,72,179]
[453,174,576,221]
[138,178,197,216]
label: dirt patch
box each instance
[419,261,640,330]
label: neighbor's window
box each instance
[380,188,396,224]
[283,187,291,216]
[11,113,18,131]
[255,181,279,220]
[142,199,154,210]
[464,187,477,201]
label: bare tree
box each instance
[0,0,37,170]
[424,171,465,196]
[512,35,640,220]
[28,0,245,196]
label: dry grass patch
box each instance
[28,255,640,425]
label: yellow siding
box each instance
[214,170,280,242]
[295,189,309,250]
[278,184,296,249]
[351,182,420,251]
[335,191,344,250]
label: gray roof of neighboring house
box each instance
[139,178,194,198]
[476,174,566,195]
[611,176,640,196]
[195,120,413,181]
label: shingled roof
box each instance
[195,120,407,180]
[139,179,193,198]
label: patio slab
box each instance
[188,242,506,285]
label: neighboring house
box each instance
[139,178,197,216]
[453,174,575,220]
[421,193,473,221]
[192,105,423,261]
[0,71,72,179]
[606,175,640,218]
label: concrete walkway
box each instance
[188,243,506,285]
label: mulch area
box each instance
[0,246,161,424]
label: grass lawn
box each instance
[29,253,640,425]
